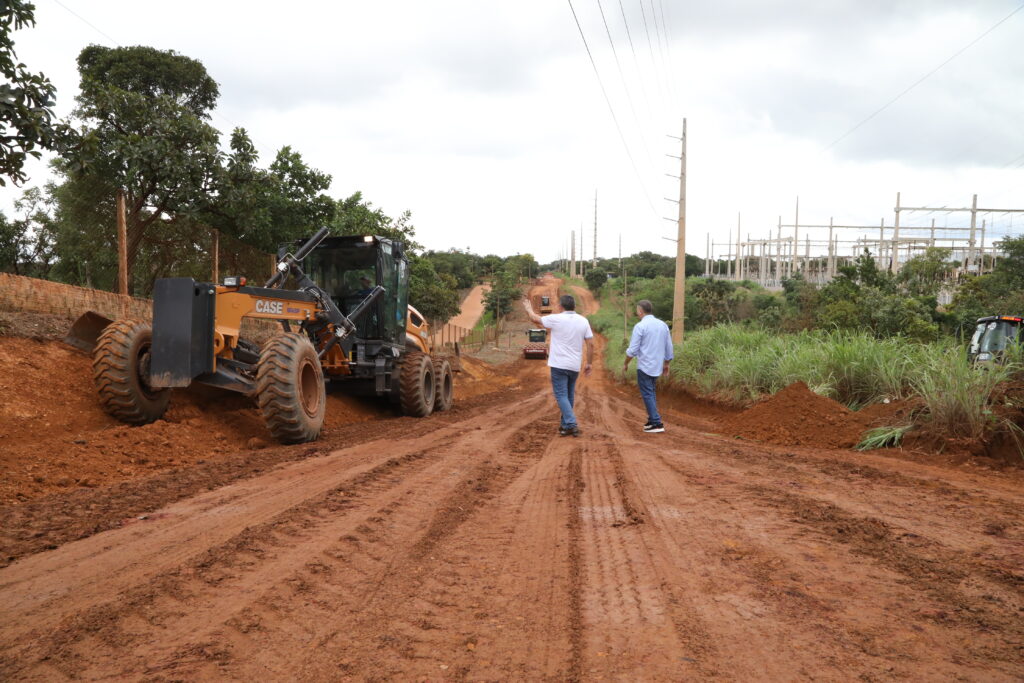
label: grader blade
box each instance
[64,311,114,352]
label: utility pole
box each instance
[670,118,687,343]
[593,189,598,268]
[211,229,219,283]
[116,188,128,299]
[735,213,742,281]
[570,229,576,279]
[967,193,978,271]
[792,197,799,276]
[891,191,901,274]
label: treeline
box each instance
[587,240,1024,342]
[0,5,541,327]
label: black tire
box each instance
[400,351,435,417]
[256,333,326,444]
[432,358,454,412]
[92,318,170,425]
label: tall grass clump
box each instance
[669,324,942,409]
[911,347,1014,439]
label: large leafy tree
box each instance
[62,45,223,292]
[204,128,334,252]
[0,1,72,186]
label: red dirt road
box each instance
[1,296,1023,679]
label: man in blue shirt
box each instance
[622,299,674,433]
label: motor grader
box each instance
[68,228,454,444]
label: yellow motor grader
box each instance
[68,228,454,443]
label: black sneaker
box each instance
[559,427,569,437]
[567,426,581,437]
[643,423,665,433]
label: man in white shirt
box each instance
[523,294,594,437]
[622,299,674,433]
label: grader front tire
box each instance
[400,351,435,417]
[256,333,326,444]
[92,318,170,425]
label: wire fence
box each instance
[433,321,523,353]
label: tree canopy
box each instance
[0,1,71,186]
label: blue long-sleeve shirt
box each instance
[626,314,674,377]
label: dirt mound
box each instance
[0,337,386,506]
[721,381,878,449]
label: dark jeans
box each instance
[550,367,580,429]
[637,370,661,424]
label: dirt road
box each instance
[1,290,1023,679]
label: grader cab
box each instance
[73,228,454,444]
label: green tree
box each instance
[0,1,72,186]
[206,128,334,252]
[408,255,460,325]
[483,267,519,321]
[897,247,954,297]
[62,45,223,292]
[584,266,608,292]
[0,186,56,276]
[993,236,1024,289]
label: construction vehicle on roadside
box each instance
[522,328,548,360]
[67,228,455,444]
[968,315,1023,364]
[539,295,552,314]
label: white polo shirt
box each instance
[541,311,594,372]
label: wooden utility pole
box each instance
[670,118,687,343]
[116,189,128,298]
[593,189,598,268]
[212,229,220,283]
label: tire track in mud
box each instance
[147,414,567,681]
[566,446,586,682]
[0,381,533,569]
[616,396,1024,593]
[645,442,1024,676]
[1,394,554,680]
[594,389,1023,679]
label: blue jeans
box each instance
[637,370,661,424]
[550,367,580,429]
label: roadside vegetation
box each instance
[582,245,1024,456]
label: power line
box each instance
[595,0,654,168]
[616,0,654,115]
[824,2,1024,152]
[656,0,679,111]
[567,0,659,217]
[636,0,668,109]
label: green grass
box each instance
[857,425,912,450]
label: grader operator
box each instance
[70,228,454,444]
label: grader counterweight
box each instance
[76,228,454,444]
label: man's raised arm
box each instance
[522,296,543,325]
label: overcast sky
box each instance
[3,0,1023,263]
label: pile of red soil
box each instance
[0,337,387,505]
[720,381,891,450]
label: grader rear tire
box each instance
[400,351,435,417]
[256,333,326,444]
[92,318,170,425]
[432,358,453,412]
